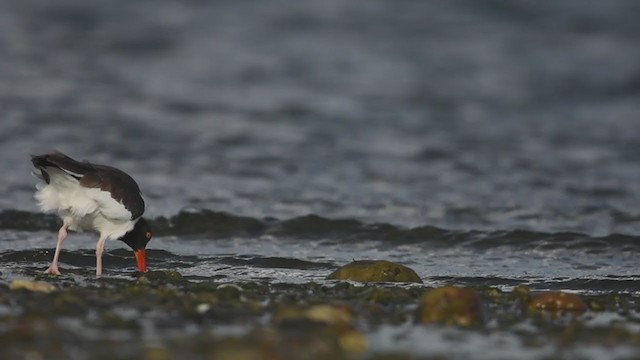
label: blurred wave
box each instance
[2,209,638,252]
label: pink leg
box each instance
[44,225,68,275]
[95,236,107,277]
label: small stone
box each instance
[10,280,57,294]
[196,303,211,314]
[305,304,353,327]
[513,285,530,298]
[216,283,243,301]
[272,306,306,324]
[418,286,482,327]
[338,330,368,353]
[137,271,183,285]
[485,287,502,299]
[529,291,587,312]
[210,338,266,360]
[143,346,171,360]
[589,300,605,311]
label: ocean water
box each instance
[1,1,640,359]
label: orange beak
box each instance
[134,249,147,272]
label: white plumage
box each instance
[35,167,136,240]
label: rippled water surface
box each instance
[1,0,640,359]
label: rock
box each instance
[589,300,605,311]
[326,260,422,283]
[305,304,353,327]
[137,271,183,285]
[143,346,171,360]
[529,291,587,312]
[209,337,269,360]
[53,289,88,316]
[274,303,367,354]
[418,286,481,327]
[10,280,57,294]
[337,330,367,353]
[361,287,394,304]
[216,284,243,301]
[272,305,307,324]
[274,303,353,328]
[512,284,531,302]
[152,210,267,236]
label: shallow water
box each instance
[1,0,640,359]
[2,216,640,292]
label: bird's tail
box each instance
[31,153,55,169]
[31,151,95,183]
[31,154,55,183]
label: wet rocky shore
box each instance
[2,265,640,360]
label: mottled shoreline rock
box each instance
[418,286,482,327]
[327,260,422,283]
[530,291,587,312]
[9,280,57,294]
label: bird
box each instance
[31,151,152,276]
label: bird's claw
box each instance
[44,266,62,276]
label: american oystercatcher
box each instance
[31,151,152,276]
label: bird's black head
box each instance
[119,218,152,272]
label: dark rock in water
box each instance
[270,214,366,238]
[418,286,482,327]
[150,210,267,236]
[326,260,422,283]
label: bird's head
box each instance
[119,218,152,272]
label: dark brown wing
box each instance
[80,165,146,220]
[32,151,146,220]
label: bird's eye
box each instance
[146,231,152,240]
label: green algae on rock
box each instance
[326,260,422,283]
[418,286,482,327]
[136,270,184,286]
[529,291,587,313]
[10,280,57,294]
[272,303,367,354]
[305,304,354,328]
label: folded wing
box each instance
[32,151,145,221]
[80,167,145,220]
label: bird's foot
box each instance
[44,265,62,276]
